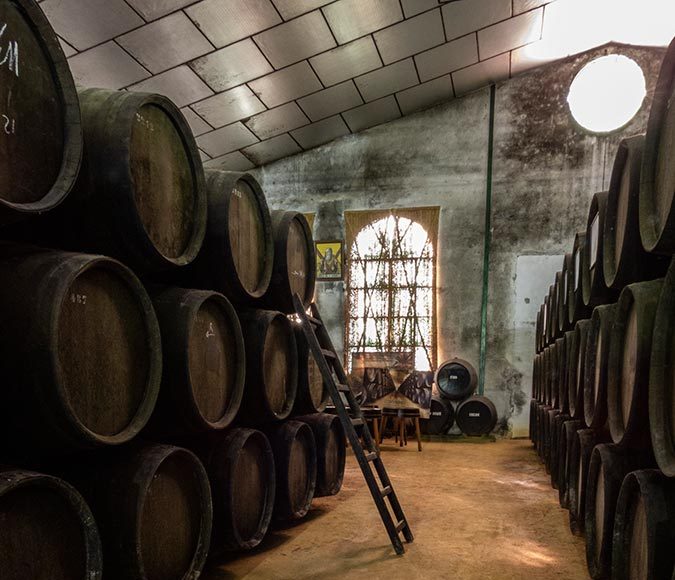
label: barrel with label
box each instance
[568,319,591,422]
[199,428,275,553]
[0,244,161,458]
[293,327,329,415]
[583,192,617,308]
[191,171,273,306]
[296,413,345,497]
[435,358,477,401]
[237,309,298,424]
[422,395,455,435]
[0,0,82,224]
[569,232,591,325]
[611,469,675,580]
[0,468,102,580]
[455,396,497,437]
[559,253,573,333]
[640,37,675,254]
[264,210,315,313]
[146,287,245,437]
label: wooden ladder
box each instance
[293,295,414,555]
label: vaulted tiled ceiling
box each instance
[37,0,671,169]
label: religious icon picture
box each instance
[315,240,343,281]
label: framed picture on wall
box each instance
[315,240,344,281]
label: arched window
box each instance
[347,214,435,371]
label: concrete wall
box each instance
[252,43,665,437]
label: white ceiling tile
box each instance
[197,122,259,157]
[342,95,400,132]
[415,34,478,82]
[354,58,418,102]
[291,115,350,149]
[271,0,334,20]
[374,9,444,65]
[68,42,150,89]
[323,0,403,44]
[442,0,511,41]
[127,65,213,107]
[297,81,362,121]
[204,151,256,171]
[41,0,143,51]
[309,37,382,87]
[190,39,273,92]
[510,40,556,76]
[242,134,302,165]
[125,0,198,21]
[117,12,212,73]
[181,107,213,136]
[186,0,281,48]
[192,86,266,128]
[452,52,510,96]
[478,8,543,60]
[248,61,323,108]
[396,75,454,114]
[58,37,77,58]
[400,0,438,18]
[514,0,548,15]
[254,11,335,69]
[245,103,309,140]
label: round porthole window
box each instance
[567,55,646,133]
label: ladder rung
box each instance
[351,417,364,427]
[307,315,322,326]
[395,520,407,533]
[365,452,377,462]
[336,383,350,392]
[380,486,392,497]
[321,348,337,359]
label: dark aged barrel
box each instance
[192,171,274,305]
[558,334,573,413]
[545,286,555,345]
[548,341,560,409]
[264,420,317,520]
[0,468,102,580]
[650,259,675,476]
[0,0,82,223]
[607,279,663,449]
[199,428,275,553]
[544,409,560,474]
[584,303,618,430]
[146,287,245,437]
[424,395,455,435]
[612,469,675,580]
[543,345,554,406]
[584,444,652,579]
[640,37,675,254]
[559,253,573,333]
[569,232,591,325]
[568,319,591,422]
[530,399,539,446]
[550,413,570,489]
[70,89,206,274]
[552,271,562,339]
[537,405,551,463]
[238,309,298,423]
[70,444,212,580]
[558,419,583,508]
[0,244,161,458]
[435,358,477,400]
[293,327,329,415]
[536,305,543,353]
[263,210,315,313]
[605,135,668,289]
[456,396,497,437]
[296,414,345,497]
[583,192,617,308]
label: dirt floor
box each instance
[204,439,588,580]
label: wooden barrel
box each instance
[640,37,675,255]
[558,334,572,413]
[530,399,539,447]
[0,0,82,224]
[558,419,583,509]
[543,295,550,348]
[605,135,668,289]
[550,413,570,489]
[0,244,161,458]
[584,303,618,430]
[68,89,206,274]
[264,420,317,520]
[559,253,573,334]
[296,413,345,497]
[146,287,245,437]
[569,232,591,325]
[537,405,552,463]
[435,358,477,400]
[611,469,675,580]
[423,395,455,435]
[536,305,543,353]
[584,444,651,579]
[544,409,560,474]
[192,171,274,306]
[552,270,562,339]
[545,286,555,345]
[199,428,275,553]
[583,192,617,308]
[237,309,298,423]
[263,210,316,313]
[293,327,330,415]
[568,319,591,422]
[456,396,497,437]
[548,341,560,409]
[0,468,102,580]
[542,345,553,406]
[70,444,212,580]
[607,279,663,448]
[650,258,675,477]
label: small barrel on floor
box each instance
[455,396,497,437]
[434,358,477,400]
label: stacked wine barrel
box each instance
[530,38,675,580]
[0,2,343,578]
